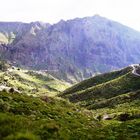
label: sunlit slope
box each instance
[0,67,70,96]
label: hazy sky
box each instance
[0,0,140,31]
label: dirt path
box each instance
[131,64,140,76]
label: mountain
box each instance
[1,15,140,83]
[1,15,140,139]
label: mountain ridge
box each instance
[61,64,140,107]
[1,15,140,83]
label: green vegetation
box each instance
[61,66,140,105]
[0,66,70,96]
[0,92,98,140]
[0,64,140,139]
[62,67,132,96]
[58,66,140,139]
[1,91,140,139]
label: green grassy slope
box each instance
[62,67,132,96]
[61,66,140,108]
[58,65,140,139]
[0,91,99,140]
[1,91,140,140]
[0,67,70,97]
[0,62,140,139]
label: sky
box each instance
[0,0,140,31]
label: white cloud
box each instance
[0,0,140,31]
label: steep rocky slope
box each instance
[1,15,140,83]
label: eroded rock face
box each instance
[1,15,140,83]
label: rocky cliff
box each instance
[1,15,140,83]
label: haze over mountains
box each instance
[0,15,140,83]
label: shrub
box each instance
[118,113,130,121]
[4,132,40,140]
[9,88,15,93]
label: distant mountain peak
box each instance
[0,16,140,83]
